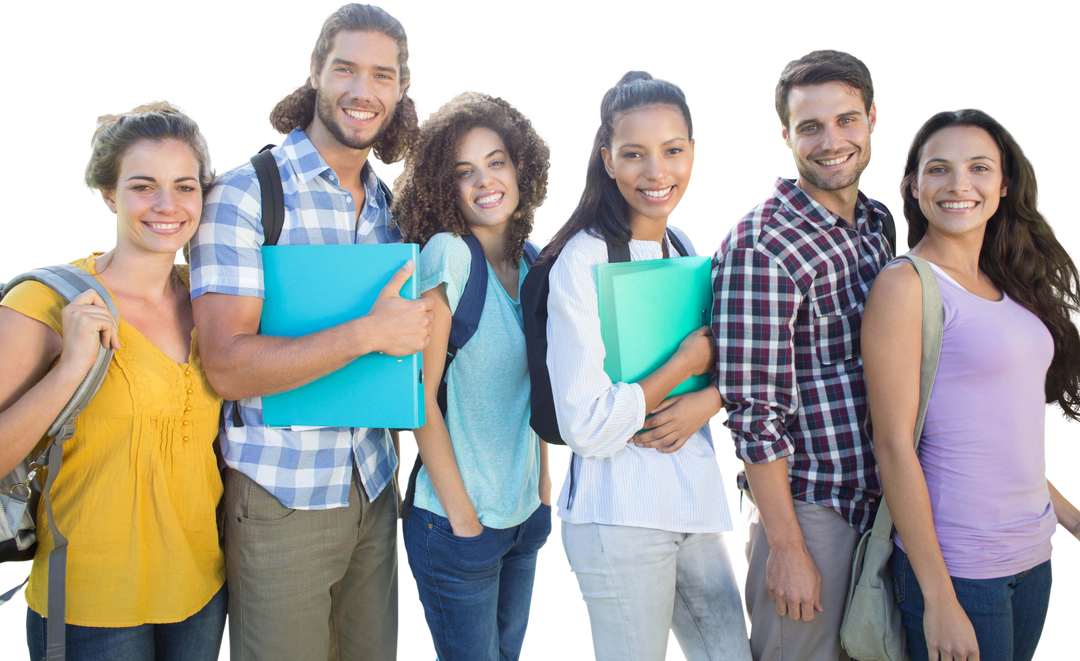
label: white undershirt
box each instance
[927,262,965,290]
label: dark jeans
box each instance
[26,584,226,661]
[891,548,1051,661]
[404,504,551,661]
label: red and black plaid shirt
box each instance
[712,178,893,533]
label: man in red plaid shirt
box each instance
[712,50,894,661]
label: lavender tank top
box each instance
[894,264,1057,579]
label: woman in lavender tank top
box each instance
[862,110,1080,661]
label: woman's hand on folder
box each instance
[674,326,716,378]
[631,386,723,453]
[359,261,436,356]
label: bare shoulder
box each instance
[864,259,925,341]
[0,306,64,411]
[875,258,920,287]
[868,259,922,305]
[0,305,60,342]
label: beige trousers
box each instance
[745,499,860,661]
[223,468,398,661]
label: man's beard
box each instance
[796,145,871,193]
[315,90,394,151]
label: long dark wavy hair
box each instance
[392,92,550,264]
[543,71,693,260]
[268,3,418,163]
[902,109,1080,419]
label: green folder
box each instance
[597,256,713,398]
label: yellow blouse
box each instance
[0,255,225,626]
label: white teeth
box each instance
[147,222,183,230]
[344,109,376,120]
[476,192,503,205]
[818,154,851,166]
[642,187,672,198]
[941,201,977,209]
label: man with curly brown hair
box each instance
[187,4,431,660]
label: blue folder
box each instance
[597,255,714,398]
[260,244,426,429]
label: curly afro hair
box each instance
[393,92,550,263]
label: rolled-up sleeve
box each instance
[189,170,265,301]
[546,241,646,458]
[713,247,801,464]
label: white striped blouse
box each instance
[547,228,733,533]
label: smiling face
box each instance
[455,126,520,231]
[601,104,694,228]
[783,81,874,198]
[311,30,402,151]
[913,125,1006,239]
[102,139,202,257]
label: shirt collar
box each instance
[280,127,381,198]
[772,177,879,231]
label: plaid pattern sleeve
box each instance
[189,165,265,301]
[186,128,400,509]
[713,246,802,465]
[712,179,892,532]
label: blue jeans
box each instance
[891,549,1051,661]
[404,504,551,661]
[26,584,226,661]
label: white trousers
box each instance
[562,521,752,661]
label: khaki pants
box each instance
[745,499,860,661]
[223,468,398,661]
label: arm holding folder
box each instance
[596,255,722,451]
[546,239,716,458]
[194,256,434,404]
[630,330,721,451]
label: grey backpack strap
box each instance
[868,255,943,542]
[43,432,72,660]
[1,264,118,660]
[2,265,118,443]
[0,575,28,604]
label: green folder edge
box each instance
[597,256,714,406]
[260,244,426,429]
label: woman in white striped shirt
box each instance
[542,71,750,661]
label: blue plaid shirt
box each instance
[189,128,400,509]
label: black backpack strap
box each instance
[868,193,902,255]
[606,229,687,263]
[606,241,632,263]
[401,232,489,521]
[250,146,284,248]
[232,145,284,431]
[666,228,689,257]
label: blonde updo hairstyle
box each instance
[85,101,213,193]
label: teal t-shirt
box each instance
[414,232,540,528]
